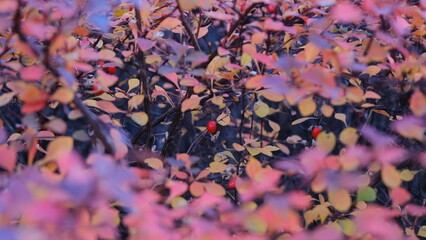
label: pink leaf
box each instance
[0,144,16,172]
[21,66,44,81]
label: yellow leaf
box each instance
[335,113,347,126]
[233,143,245,151]
[241,52,252,66]
[181,96,200,112]
[298,96,317,116]
[346,87,364,103]
[171,197,188,208]
[206,56,229,75]
[321,104,334,117]
[208,161,227,173]
[337,219,356,236]
[339,127,359,146]
[328,188,351,212]
[399,169,420,182]
[246,147,261,156]
[178,0,197,11]
[418,225,426,238]
[362,65,381,75]
[127,78,140,92]
[254,101,269,118]
[144,158,163,170]
[51,88,74,104]
[128,95,144,111]
[44,136,73,162]
[244,215,267,235]
[268,120,281,132]
[130,112,148,126]
[382,164,401,188]
[316,131,336,153]
[291,117,317,125]
[217,112,230,126]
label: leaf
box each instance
[44,136,74,162]
[20,65,44,81]
[381,164,402,188]
[335,113,347,126]
[203,182,226,196]
[390,187,411,206]
[316,131,336,153]
[304,42,321,62]
[328,188,351,212]
[189,181,205,197]
[339,127,359,146]
[51,87,74,104]
[208,161,227,173]
[130,112,148,126]
[128,95,144,111]
[181,96,200,112]
[166,180,188,203]
[127,78,140,92]
[0,92,15,107]
[254,101,269,118]
[171,197,187,209]
[362,65,381,75]
[337,219,356,236]
[268,120,281,132]
[399,169,420,182]
[346,87,364,103]
[206,56,229,76]
[241,53,252,66]
[357,186,376,202]
[96,101,125,113]
[321,104,334,117]
[244,215,267,235]
[0,144,17,172]
[418,226,426,238]
[298,96,317,116]
[410,89,426,116]
[217,112,230,126]
[245,157,262,180]
[291,117,317,125]
[144,158,163,170]
[233,143,245,151]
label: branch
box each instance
[176,1,201,51]
[134,1,154,148]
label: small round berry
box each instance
[311,126,322,139]
[240,3,246,12]
[267,3,277,13]
[108,66,117,74]
[206,121,217,134]
[228,178,237,189]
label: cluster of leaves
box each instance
[0,0,426,239]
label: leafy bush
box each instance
[0,0,425,239]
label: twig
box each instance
[134,0,154,148]
[177,1,201,51]
[186,130,207,154]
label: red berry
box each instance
[108,66,117,74]
[240,3,246,12]
[267,3,277,13]
[312,126,322,139]
[206,121,217,134]
[228,178,237,189]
